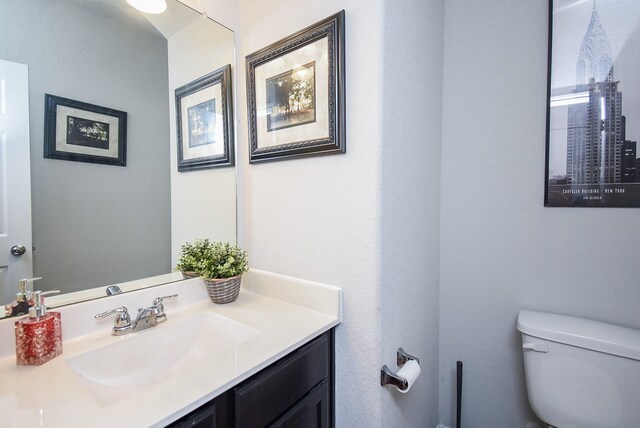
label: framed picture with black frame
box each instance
[545,0,640,207]
[44,94,127,166]
[246,10,345,163]
[176,64,234,171]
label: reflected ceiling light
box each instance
[126,0,167,14]
[291,64,314,81]
[550,91,589,107]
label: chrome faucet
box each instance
[95,294,178,336]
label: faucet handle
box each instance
[95,306,131,334]
[95,306,126,319]
[152,294,178,305]
[152,294,178,323]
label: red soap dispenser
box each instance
[15,290,62,366]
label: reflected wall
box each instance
[0,0,171,296]
[169,15,236,264]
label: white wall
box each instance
[439,0,640,426]
[231,0,446,425]
[235,1,386,426]
[168,16,237,262]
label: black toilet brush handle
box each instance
[456,360,463,428]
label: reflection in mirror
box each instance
[0,0,236,317]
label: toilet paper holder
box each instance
[381,347,420,391]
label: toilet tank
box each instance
[517,310,640,428]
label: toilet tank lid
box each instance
[517,310,640,361]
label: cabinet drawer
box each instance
[234,334,329,428]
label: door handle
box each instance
[10,245,26,256]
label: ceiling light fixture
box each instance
[126,0,167,14]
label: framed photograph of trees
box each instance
[546,0,640,207]
[176,64,234,171]
[246,10,345,163]
[44,94,127,166]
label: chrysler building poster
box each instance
[546,0,640,207]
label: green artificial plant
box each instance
[198,241,249,279]
[176,238,212,273]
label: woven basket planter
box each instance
[181,271,200,279]
[203,275,242,304]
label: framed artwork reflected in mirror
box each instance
[176,64,234,171]
[44,94,127,166]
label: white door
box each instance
[0,59,33,305]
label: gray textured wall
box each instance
[439,0,640,426]
[380,0,444,426]
[0,0,171,293]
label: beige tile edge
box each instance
[242,269,342,320]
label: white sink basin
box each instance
[66,312,260,390]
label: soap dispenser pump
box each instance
[15,290,62,366]
[4,277,41,317]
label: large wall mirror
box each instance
[0,0,236,316]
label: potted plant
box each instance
[176,239,211,279]
[198,241,248,304]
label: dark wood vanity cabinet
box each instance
[167,329,334,428]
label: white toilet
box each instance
[517,310,640,428]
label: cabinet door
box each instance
[167,392,230,428]
[269,380,330,428]
[165,330,334,428]
[234,334,329,428]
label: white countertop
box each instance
[0,269,341,428]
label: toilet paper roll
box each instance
[396,360,421,393]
